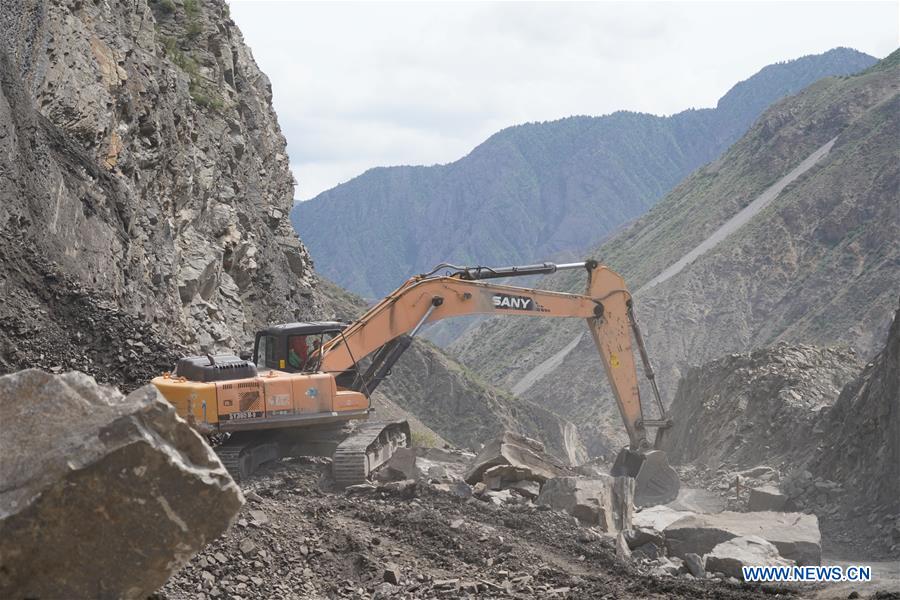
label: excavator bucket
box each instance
[611,448,680,507]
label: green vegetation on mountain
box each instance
[293,48,875,300]
[451,49,900,454]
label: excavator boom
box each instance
[318,260,679,505]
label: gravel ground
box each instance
[156,457,795,600]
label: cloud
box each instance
[230,1,898,200]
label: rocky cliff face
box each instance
[658,305,899,555]
[807,302,899,537]
[453,51,900,455]
[293,48,875,300]
[0,0,321,365]
[659,344,863,469]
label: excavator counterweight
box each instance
[152,259,679,504]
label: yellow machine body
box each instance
[152,370,368,433]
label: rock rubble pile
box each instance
[157,454,785,600]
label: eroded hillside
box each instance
[453,51,900,454]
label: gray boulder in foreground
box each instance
[665,510,820,565]
[536,475,634,532]
[0,370,244,599]
[704,535,794,579]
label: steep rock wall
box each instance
[1,0,321,358]
[809,302,900,526]
[659,344,863,469]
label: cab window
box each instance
[256,335,276,368]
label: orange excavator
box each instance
[153,260,679,506]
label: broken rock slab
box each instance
[482,464,540,489]
[748,486,788,512]
[0,370,243,599]
[665,510,820,565]
[704,535,794,579]
[536,475,634,532]
[634,505,696,532]
[465,431,569,485]
[375,447,419,482]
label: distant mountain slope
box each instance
[293,48,875,299]
[451,50,900,454]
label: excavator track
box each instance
[332,420,411,486]
[215,439,279,483]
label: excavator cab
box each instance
[252,322,346,373]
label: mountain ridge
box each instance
[293,47,876,299]
[450,49,900,454]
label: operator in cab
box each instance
[288,336,308,369]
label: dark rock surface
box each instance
[0,369,243,599]
[0,0,323,362]
[806,301,900,554]
[748,486,788,512]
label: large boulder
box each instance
[375,447,420,482]
[665,510,820,565]
[704,535,795,579]
[535,475,634,532]
[628,506,697,550]
[465,431,569,484]
[748,486,788,512]
[0,370,244,599]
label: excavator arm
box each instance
[320,260,679,505]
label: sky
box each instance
[229,1,899,201]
